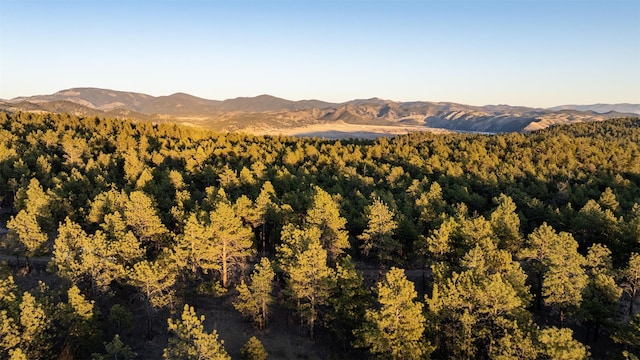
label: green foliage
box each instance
[233,257,275,330]
[306,185,350,261]
[107,304,133,336]
[286,238,335,339]
[359,197,400,265]
[613,312,640,357]
[163,304,230,360]
[240,336,268,360]
[1,112,639,359]
[91,334,137,360]
[208,200,255,287]
[326,255,371,347]
[6,210,48,259]
[622,253,640,314]
[356,267,428,360]
[490,194,522,253]
[537,327,589,360]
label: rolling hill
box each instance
[2,87,637,135]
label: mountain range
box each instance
[2,87,638,135]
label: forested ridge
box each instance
[1,111,639,359]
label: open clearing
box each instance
[245,121,450,139]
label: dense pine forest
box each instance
[1,111,639,359]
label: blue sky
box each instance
[1,0,638,107]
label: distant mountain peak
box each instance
[3,87,638,133]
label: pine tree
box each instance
[0,310,21,356]
[537,327,589,360]
[124,191,168,249]
[423,217,458,263]
[326,255,371,350]
[358,197,400,266]
[306,186,349,261]
[579,244,622,340]
[173,212,218,278]
[622,253,640,315]
[542,231,588,323]
[233,258,275,330]
[519,222,586,312]
[612,312,640,357]
[91,334,137,360]
[18,292,50,359]
[53,219,124,294]
[240,336,268,360]
[286,239,334,339]
[357,267,427,360]
[128,259,177,338]
[209,201,255,287]
[276,224,321,273]
[490,194,522,253]
[6,210,47,271]
[163,304,230,360]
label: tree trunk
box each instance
[536,271,543,310]
[145,304,153,339]
[222,245,228,288]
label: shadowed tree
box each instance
[490,194,522,253]
[240,336,267,360]
[128,259,177,338]
[234,258,275,330]
[622,253,640,315]
[579,243,622,341]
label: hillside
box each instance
[2,87,637,135]
[0,113,639,359]
[548,103,640,115]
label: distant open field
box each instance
[246,121,451,139]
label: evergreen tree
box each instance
[579,243,622,340]
[612,312,640,358]
[542,231,588,323]
[233,257,275,330]
[91,334,137,360]
[172,212,217,278]
[537,327,589,360]
[163,304,230,360]
[306,186,350,261]
[490,194,522,253]
[18,292,51,359]
[208,201,255,287]
[124,191,169,249]
[240,336,268,360]
[421,216,458,264]
[286,239,334,339]
[326,255,371,350]
[359,197,400,265]
[357,267,427,360]
[622,253,640,315]
[128,259,177,338]
[6,210,47,271]
[53,219,123,294]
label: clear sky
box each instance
[1,0,639,107]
